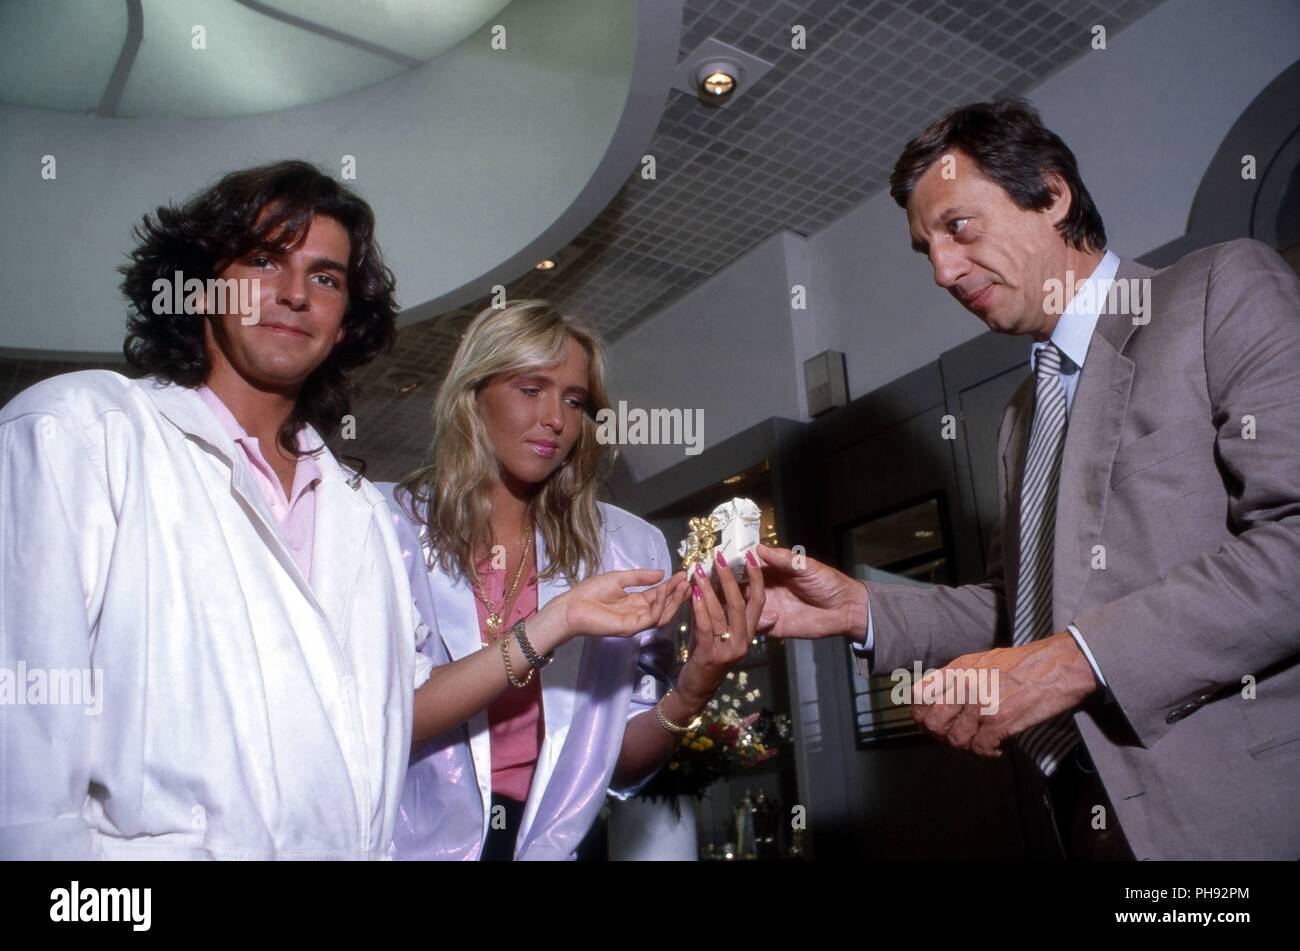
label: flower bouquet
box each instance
[638,670,792,807]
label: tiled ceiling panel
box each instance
[0,0,1138,483]
[0,0,1174,488]
[342,0,1167,480]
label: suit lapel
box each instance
[1049,259,1149,629]
[1000,376,1034,635]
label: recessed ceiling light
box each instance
[673,39,774,108]
[380,366,437,397]
[699,67,736,99]
[693,59,742,105]
[529,244,586,277]
[387,373,426,396]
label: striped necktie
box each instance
[1012,342,1080,776]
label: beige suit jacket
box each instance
[860,239,1300,859]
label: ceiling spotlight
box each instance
[674,39,773,108]
[380,368,433,397]
[701,67,736,97]
[530,244,586,277]
[695,60,740,104]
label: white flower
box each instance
[732,698,741,708]
[737,672,749,688]
[725,672,735,680]
[721,695,731,704]
[745,691,755,702]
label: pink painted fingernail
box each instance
[745,550,758,566]
[694,563,706,578]
[692,583,701,600]
[715,551,726,566]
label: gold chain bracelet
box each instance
[655,688,703,734]
[500,633,534,688]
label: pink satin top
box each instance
[471,554,544,803]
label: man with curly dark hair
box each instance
[0,160,434,859]
[118,159,399,473]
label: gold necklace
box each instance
[471,528,532,643]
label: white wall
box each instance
[610,0,1300,482]
[809,0,1300,400]
[607,230,805,480]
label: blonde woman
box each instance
[382,299,762,860]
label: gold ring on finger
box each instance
[718,631,732,641]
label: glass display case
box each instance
[840,494,956,748]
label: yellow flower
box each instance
[669,762,680,770]
[697,737,714,750]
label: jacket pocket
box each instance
[1110,417,1213,489]
[1248,729,1300,760]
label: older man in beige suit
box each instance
[757,99,1300,860]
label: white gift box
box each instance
[677,497,762,583]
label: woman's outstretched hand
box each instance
[415,569,686,751]
[530,568,688,654]
[675,550,765,704]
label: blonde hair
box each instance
[397,299,615,584]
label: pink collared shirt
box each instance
[196,385,321,579]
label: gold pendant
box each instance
[485,614,502,635]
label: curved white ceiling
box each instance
[0,0,679,354]
[0,0,513,118]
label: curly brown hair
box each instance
[119,159,398,467]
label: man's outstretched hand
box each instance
[754,544,869,642]
[755,546,1101,760]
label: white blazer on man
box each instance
[0,370,429,859]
